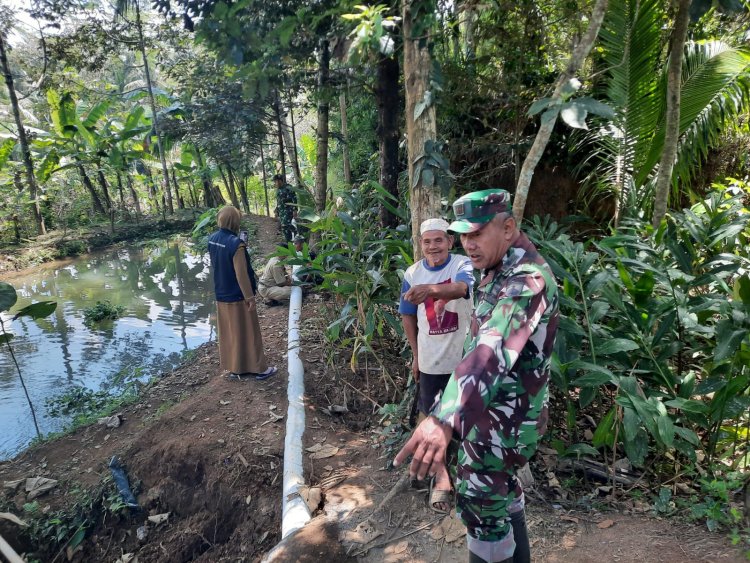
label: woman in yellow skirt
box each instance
[207,206,277,380]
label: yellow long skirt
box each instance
[215,300,268,374]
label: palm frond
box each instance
[636,41,750,190]
[599,0,666,191]
[575,0,666,206]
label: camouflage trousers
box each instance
[280,220,295,242]
[455,454,524,542]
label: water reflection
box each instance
[0,238,215,460]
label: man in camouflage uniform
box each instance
[274,174,297,243]
[395,189,559,563]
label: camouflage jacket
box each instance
[275,184,297,224]
[435,232,559,489]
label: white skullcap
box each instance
[420,218,450,235]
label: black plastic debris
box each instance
[108,456,139,509]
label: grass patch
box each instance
[83,301,125,323]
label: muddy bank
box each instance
[0,212,200,273]
[0,313,288,562]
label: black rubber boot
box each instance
[510,509,530,563]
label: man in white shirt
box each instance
[399,218,474,421]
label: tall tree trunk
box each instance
[135,3,173,215]
[652,0,691,229]
[188,178,199,208]
[339,90,352,186]
[116,171,125,206]
[77,162,106,214]
[512,0,608,221]
[314,38,331,215]
[260,143,271,216]
[231,166,250,213]
[127,174,142,215]
[280,93,303,187]
[0,33,45,235]
[144,167,161,214]
[218,163,240,209]
[171,165,184,209]
[195,147,215,207]
[97,168,112,211]
[376,55,401,228]
[461,5,477,60]
[274,94,286,179]
[211,182,225,207]
[13,171,23,242]
[288,94,302,185]
[403,0,440,259]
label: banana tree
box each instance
[0,12,46,235]
[42,90,152,216]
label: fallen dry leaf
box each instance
[559,515,579,524]
[25,477,58,500]
[562,534,577,549]
[597,519,615,529]
[147,513,170,525]
[432,512,466,543]
[308,444,339,459]
[342,520,383,545]
[2,479,23,491]
[385,540,409,554]
[97,414,122,428]
[298,486,322,512]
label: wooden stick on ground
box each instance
[354,518,441,557]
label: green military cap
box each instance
[448,189,511,233]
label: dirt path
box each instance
[0,212,746,562]
[286,312,747,563]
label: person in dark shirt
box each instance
[274,174,297,243]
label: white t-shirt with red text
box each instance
[399,254,474,375]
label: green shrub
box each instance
[278,180,411,381]
[530,182,750,469]
[83,301,125,323]
[55,240,87,258]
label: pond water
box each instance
[0,237,216,460]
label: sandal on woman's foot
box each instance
[254,366,278,381]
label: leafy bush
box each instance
[279,181,411,383]
[83,301,125,323]
[55,240,87,258]
[46,386,113,419]
[190,207,220,252]
[531,183,750,469]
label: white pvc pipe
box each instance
[0,533,24,563]
[281,266,311,539]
